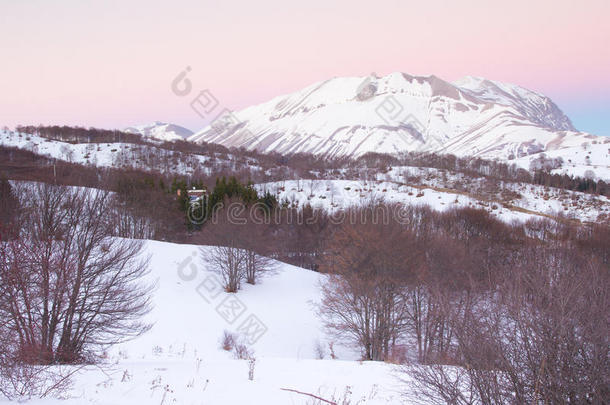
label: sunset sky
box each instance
[1,0,609,136]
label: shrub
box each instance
[313,340,326,360]
[232,342,253,360]
[220,330,237,352]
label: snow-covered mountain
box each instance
[125,121,193,142]
[189,73,608,161]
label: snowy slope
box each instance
[124,121,193,142]
[0,130,215,176]
[512,143,610,180]
[189,72,607,167]
[255,179,610,224]
[453,76,574,131]
[11,240,403,405]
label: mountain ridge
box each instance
[188,72,602,161]
[124,121,193,142]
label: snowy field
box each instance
[5,240,404,405]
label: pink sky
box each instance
[1,0,609,135]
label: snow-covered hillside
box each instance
[255,178,610,224]
[513,143,610,180]
[0,130,229,176]
[189,72,609,171]
[15,240,403,405]
[3,129,608,224]
[124,121,193,143]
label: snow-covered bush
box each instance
[220,330,237,352]
[313,340,326,360]
[232,342,253,360]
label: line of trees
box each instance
[311,202,608,403]
[15,125,144,144]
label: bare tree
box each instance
[404,235,472,364]
[203,243,246,293]
[0,183,153,365]
[197,199,248,292]
[197,198,276,290]
[403,243,610,404]
[243,248,275,285]
[241,219,276,285]
[319,206,423,361]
